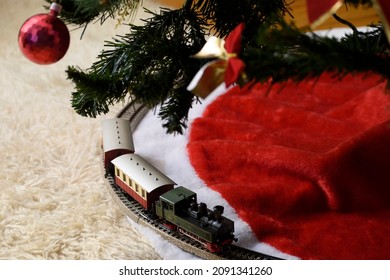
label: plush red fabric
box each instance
[187,73,390,259]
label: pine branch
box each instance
[193,0,292,39]
[67,66,128,117]
[57,0,389,135]
[158,85,196,135]
[242,21,390,87]
[67,7,207,133]
[44,0,141,26]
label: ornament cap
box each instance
[49,2,62,15]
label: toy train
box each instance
[102,118,237,252]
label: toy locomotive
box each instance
[102,118,237,252]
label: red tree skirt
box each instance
[187,73,390,259]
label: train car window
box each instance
[115,167,120,177]
[135,184,139,193]
[141,189,146,198]
[122,173,127,182]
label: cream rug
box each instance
[0,0,165,260]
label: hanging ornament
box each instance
[18,2,70,65]
[187,23,246,98]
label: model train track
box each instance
[101,100,282,260]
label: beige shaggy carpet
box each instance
[0,0,165,259]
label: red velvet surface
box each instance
[187,73,390,259]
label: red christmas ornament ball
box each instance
[18,9,70,65]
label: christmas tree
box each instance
[44,0,389,134]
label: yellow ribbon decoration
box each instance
[187,36,231,98]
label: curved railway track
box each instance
[101,100,282,260]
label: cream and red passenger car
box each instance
[102,118,134,171]
[111,154,175,210]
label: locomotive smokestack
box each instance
[199,202,207,217]
[213,205,224,222]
